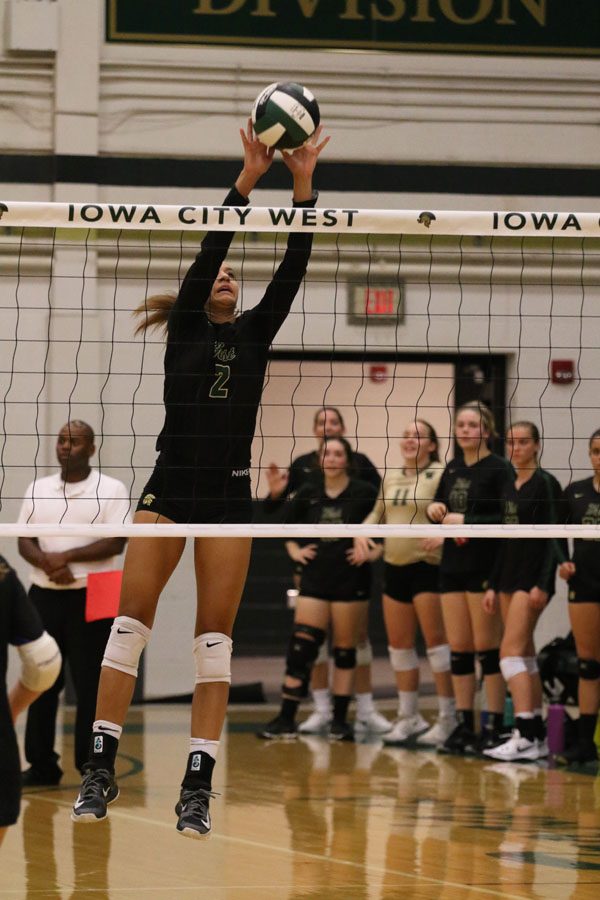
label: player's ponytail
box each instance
[133,293,176,336]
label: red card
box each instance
[85,571,122,622]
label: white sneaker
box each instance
[416,714,458,747]
[354,709,393,735]
[382,714,429,745]
[297,710,331,734]
[482,729,539,761]
[535,737,549,759]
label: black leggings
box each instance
[24,586,112,775]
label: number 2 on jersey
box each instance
[209,363,230,399]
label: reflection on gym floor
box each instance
[4,705,600,899]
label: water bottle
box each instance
[594,715,600,752]
[546,703,565,754]
[503,695,515,729]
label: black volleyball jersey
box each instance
[562,477,600,588]
[433,453,513,576]
[491,468,563,594]
[156,186,315,479]
[264,448,381,513]
[285,479,377,598]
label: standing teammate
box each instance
[557,428,600,764]
[18,420,129,784]
[0,555,61,846]
[482,422,562,762]
[356,420,456,746]
[71,121,329,838]
[427,402,513,755]
[266,406,388,736]
[265,406,381,503]
[259,437,378,741]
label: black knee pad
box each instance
[284,625,324,693]
[294,623,327,646]
[450,651,475,676]
[333,646,357,670]
[281,682,306,700]
[578,658,600,680]
[478,648,500,676]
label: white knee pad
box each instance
[315,641,329,666]
[524,656,539,675]
[18,632,61,692]
[388,646,419,672]
[194,632,233,684]
[356,640,373,667]
[500,655,527,682]
[102,616,151,677]
[427,643,451,674]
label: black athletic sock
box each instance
[332,695,351,725]
[533,714,545,740]
[280,698,300,724]
[87,732,118,773]
[457,709,474,731]
[578,713,598,746]
[181,750,215,791]
[515,716,535,741]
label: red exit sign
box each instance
[348,283,404,324]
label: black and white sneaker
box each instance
[175,787,215,840]
[437,722,477,756]
[71,767,119,822]
[329,721,354,742]
[257,715,297,741]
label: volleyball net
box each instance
[0,200,599,538]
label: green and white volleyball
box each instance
[252,82,320,151]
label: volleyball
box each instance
[251,82,320,151]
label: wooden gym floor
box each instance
[3,705,600,899]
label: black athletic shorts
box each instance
[439,570,490,594]
[0,720,21,827]
[568,576,600,604]
[384,561,440,603]
[300,589,370,603]
[136,454,252,524]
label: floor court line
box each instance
[29,793,535,900]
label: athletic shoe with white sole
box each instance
[257,715,297,741]
[175,787,215,840]
[535,737,549,759]
[71,767,119,822]
[382,714,429,745]
[354,709,393,735]
[297,710,332,734]
[416,714,458,747]
[329,721,354,742]
[482,729,539,761]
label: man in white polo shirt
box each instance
[18,420,130,786]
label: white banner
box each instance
[1,201,599,237]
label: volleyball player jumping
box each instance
[71,120,329,838]
[482,421,562,762]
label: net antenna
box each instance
[1,201,598,538]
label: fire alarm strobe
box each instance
[550,360,575,384]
